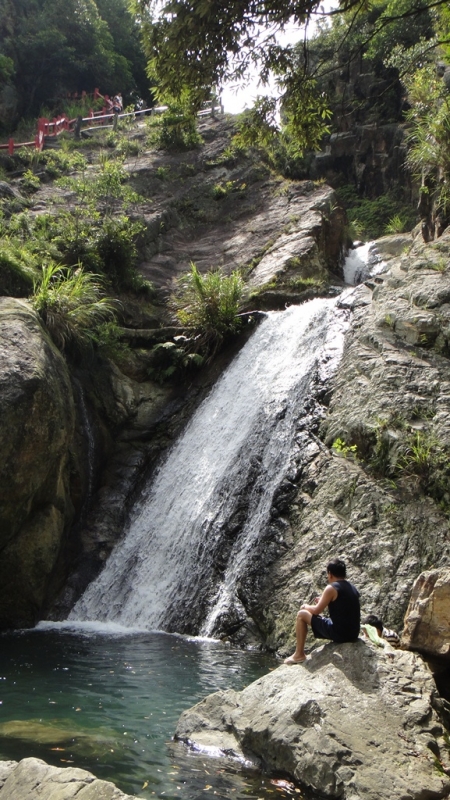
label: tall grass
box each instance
[0,239,40,296]
[171,263,243,355]
[32,264,116,353]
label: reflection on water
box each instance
[0,629,305,799]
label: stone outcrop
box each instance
[0,758,138,799]
[125,118,347,303]
[311,123,409,201]
[229,228,450,651]
[176,640,450,800]
[0,297,79,628]
[402,568,450,658]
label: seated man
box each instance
[285,559,360,664]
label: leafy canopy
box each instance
[0,0,149,128]
[130,0,449,151]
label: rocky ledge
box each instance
[175,639,450,800]
[0,757,138,799]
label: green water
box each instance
[0,627,302,799]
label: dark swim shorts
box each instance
[311,615,340,642]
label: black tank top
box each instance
[328,580,360,642]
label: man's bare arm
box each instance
[301,585,338,615]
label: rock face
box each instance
[402,568,450,658]
[175,640,450,800]
[0,298,78,628]
[0,757,138,799]
[126,118,347,302]
[236,228,450,651]
[311,123,409,201]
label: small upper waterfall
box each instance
[69,298,348,636]
[344,241,387,285]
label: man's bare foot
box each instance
[284,655,306,664]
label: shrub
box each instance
[94,216,148,292]
[171,263,244,355]
[336,186,417,240]
[0,239,40,296]
[21,169,40,193]
[385,214,408,234]
[32,264,116,353]
[147,341,204,383]
[148,104,202,151]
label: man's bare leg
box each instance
[284,609,312,664]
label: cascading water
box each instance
[69,298,348,636]
[344,241,387,285]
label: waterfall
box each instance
[344,241,387,285]
[69,299,348,636]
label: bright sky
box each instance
[220,2,336,114]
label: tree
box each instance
[130,0,449,150]
[0,0,148,127]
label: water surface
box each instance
[0,628,303,799]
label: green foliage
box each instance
[384,214,408,234]
[37,147,88,178]
[49,152,147,290]
[147,341,204,383]
[32,264,116,353]
[155,166,171,180]
[288,275,325,291]
[147,104,202,152]
[0,0,148,130]
[400,65,450,217]
[171,263,244,356]
[397,430,444,480]
[94,216,150,292]
[20,169,40,194]
[337,186,416,240]
[0,201,149,297]
[0,53,14,83]
[92,319,129,358]
[233,98,280,153]
[232,92,331,166]
[366,414,450,509]
[212,180,246,200]
[0,238,40,296]
[58,154,141,214]
[309,0,434,123]
[332,438,358,459]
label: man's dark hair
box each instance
[364,614,383,632]
[327,559,346,578]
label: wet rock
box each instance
[402,568,450,658]
[175,640,450,800]
[0,757,138,799]
[0,298,77,627]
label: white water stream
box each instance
[70,298,348,635]
[344,241,387,285]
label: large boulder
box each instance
[0,297,77,627]
[0,757,138,799]
[402,568,450,658]
[175,640,450,800]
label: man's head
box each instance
[326,559,346,579]
[364,614,383,634]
